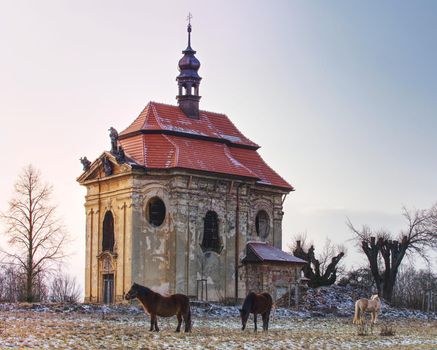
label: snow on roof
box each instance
[243,242,307,264]
[118,101,294,191]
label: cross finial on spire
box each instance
[187,12,193,25]
[186,12,193,47]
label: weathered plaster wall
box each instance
[130,178,175,295]
[82,163,288,303]
[82,166,134,303]
[244,263,302,301]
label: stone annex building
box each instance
[77,23,306,304]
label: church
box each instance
[77,22,305,304]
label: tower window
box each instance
[147,197,166,227]
[102,211,115,252]
[255,210,270,238]
[201,211,221,253]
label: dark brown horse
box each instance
[239,292,273,332]
[125,283,192,332]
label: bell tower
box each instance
[176,15,202,119]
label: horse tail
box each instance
[270,302,276,322]
[353,301,360,324]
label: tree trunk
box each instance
[361,237,382,295]
[293,241,344,288]
[361,236,408,302]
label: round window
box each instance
[255,210,270,238]
[147,197,166,227]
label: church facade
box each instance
[77,23,300,304]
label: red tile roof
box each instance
[120,102,258,148]
[119,102,294,191]
[243,242,307,264]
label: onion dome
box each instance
[177,23,201,79]
[176,20,202,119]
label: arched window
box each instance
[147,197,166,227]
[201,211,221,253]
[255,210,270,238]
[102,211,115,252]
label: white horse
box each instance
[352,294,381,325]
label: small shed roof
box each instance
[242,242,307,264]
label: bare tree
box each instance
[339,266,375,294]
[392,267,437,310]
[348,204,437,302]
[291,236,346,288]
[0,165,69,302]
[49,272,81,303]
[0,264,26,302]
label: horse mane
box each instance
[134,283,153,296]
[242,292,255,312]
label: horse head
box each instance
[239,308,250,330]
[125,283,141,300]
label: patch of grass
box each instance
[380,324,396,336]
[356,321,376,336]
[356,323,369,336]
[0,310,435,349]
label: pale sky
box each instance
[1,1,436,292]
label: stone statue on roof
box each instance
[80,156,91,171]
[102,157,113,176]
[115,145,126,164]
[108,127,119,154]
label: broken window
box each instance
[148,197,166,227]
[201,211,221,253]
[102,211,115,252]
[255,210,270,238]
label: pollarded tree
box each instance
[348,204,437,302]
[292,235,346,288]
[0,165,69,302]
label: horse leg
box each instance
[176,312,182,332]
[261,312,267,331]
[149,314,155,331]
[360,308,365,325]
[372,311,377,324]
[154,317,159,332]
[253,314,257,332]
[183,308,191,333]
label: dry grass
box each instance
[380,324,396,336]
[0,310,436,349]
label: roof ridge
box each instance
[149,100,178,109]
[139,102,151,129]
[223,145,258,178]
[162,134,179,167]
[247,242,264,261]
[149,100,228,116]
[247,240,267,244]
[150,102,166,129]
[256,149,294,190]
[219,112,258,148]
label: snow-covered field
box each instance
[0,302,436,349]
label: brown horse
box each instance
[239,292,273,332]
[125,283,192,332]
